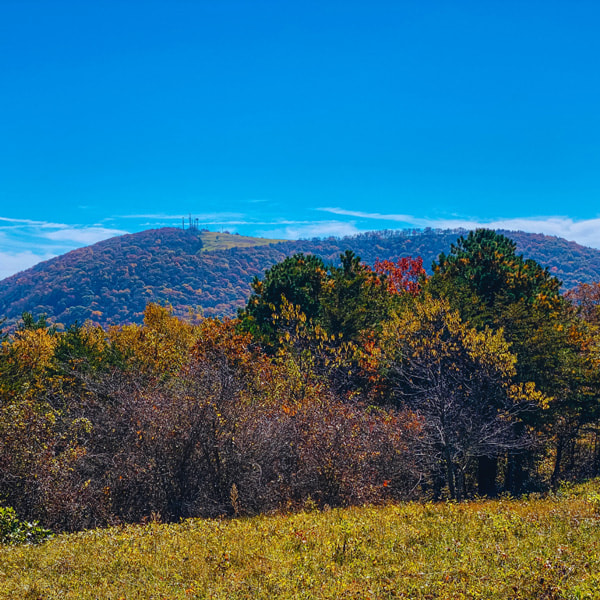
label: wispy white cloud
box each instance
[426,217,600,249]
[258,221,362,240]
[0,250,57,280]
[42,227,129,245]
[0,216,132,280]
[0,216,70,229]
[318,207,417,223]
[317,208,600,249]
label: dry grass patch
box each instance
[1,484,600,599]
[199,231,286,253]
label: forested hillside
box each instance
[1,230,599,536]
[1,227,599,330]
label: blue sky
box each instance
[1,0,600,279]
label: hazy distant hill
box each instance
[1,227,599,330]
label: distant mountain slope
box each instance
[1,227,599,330]
[0,228,286,329]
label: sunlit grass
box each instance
[199,231,286,253]
[2,482,600,599]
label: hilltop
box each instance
[197,230,287,253]
[1,227,599,329]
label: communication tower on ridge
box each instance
[182,215,200,231]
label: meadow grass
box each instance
[1,483,599,599]
[199,231,286,253]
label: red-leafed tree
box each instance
[374,256,426,296]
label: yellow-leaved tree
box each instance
[108,303,201,376]
[379,295,547,499]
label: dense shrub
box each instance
[0,308,421,531]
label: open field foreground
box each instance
[2,484,600,600]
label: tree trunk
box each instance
[445,448,457,500]
[505,454,525,495]
[594,430,600,476]
[550,439,564,491]
[477,456,498,497]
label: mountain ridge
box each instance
[1,227,599,330]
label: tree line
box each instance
[1,229,599,532]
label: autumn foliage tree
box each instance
[240,253,328,348]
[379,295,545,499]
[566,281,600,326]
[428,229,600,492]
[431,229,561,320]
[374,256,426,296]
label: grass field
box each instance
[199,231,286,253]
[1,482,599,599]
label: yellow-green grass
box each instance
[2,485,600,599]
[199,231,287,253]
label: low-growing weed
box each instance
[1,482,600,598]
[0,506,52,546]
[586,490,600,514]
